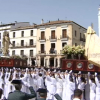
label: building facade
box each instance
[9,26,37,65]
[0,22,30,49]
[98,6,100,36]
[36,20,86,68]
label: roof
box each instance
[11,20,87,31]
[37,20,87,30]
[11,25,37,31]
[0,22,29,27]
[0,23,15,27]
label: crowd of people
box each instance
[0,67,100,100]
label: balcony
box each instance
[49,36,57,42]
[80,37,83,41]
[49,48,57,54]
[10,43,36,49]
[38,51,46,55]
[39,37,46,42]
[60,35,68,41]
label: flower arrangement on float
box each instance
[62,45,85,59]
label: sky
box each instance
[0,0,99,34]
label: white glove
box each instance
[95,72,97,76]
[27,83,31,87]
[78,71,81,74]
[69,70,72,74]
[23,81,30,87]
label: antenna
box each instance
[91,23,93,29]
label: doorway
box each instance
[50,58,54,67]
[41,58,44,66]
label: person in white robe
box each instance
[66,70,75,100]
[95,72,100,100]
[37,73,45,89]
[56,73,63,98]
[88,72,96,100]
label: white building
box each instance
[9,26,37,66]
[0,22,30,49]
[98,6,100,36]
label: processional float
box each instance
[62,26,100,72]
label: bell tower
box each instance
[98,5,100,36]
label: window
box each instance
[0,33,1,39]
[41,31,45,40]
[62,42,66,47]
[20,50,24,55]
[21,31,24,37]
[75,43,77,46]
[40,44,45,53]
[51,43,55,48]
[12,50,15,55]
[51,30,55,39]
[13,32,15,38]
[30,39,33,45]
[75,30,77,37]
[30,50,33,56]
[12,41,15,47]
[62,29,67,38]
[21,40,24,46]
[30,30,33,36]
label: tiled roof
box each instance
[11,20,87,31]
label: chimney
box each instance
[41,19,44,24]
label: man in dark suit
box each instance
[8,80,36,100]
[37,88,62,100]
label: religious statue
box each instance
[2,31,12,56]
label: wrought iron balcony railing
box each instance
[10,43,36,49]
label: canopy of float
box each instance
[85,26,100,67]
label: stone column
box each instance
[28,57,30,65]
[44,58,45,67]
[29,58,31,65]
[47,58,50,68]
[37,57,41,67]
[54,58,56,67]
[57,58,60,68]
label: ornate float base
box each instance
[0,58,27,67]
[62,59,99,72]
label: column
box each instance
[37,57,40,67]
[28,57,30,65]
[54,58,56,68]
[38,57,41,67]
[44,58,45,67]
[57,58,60,68]
[47,58,50,68]
[29,58,31,65]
